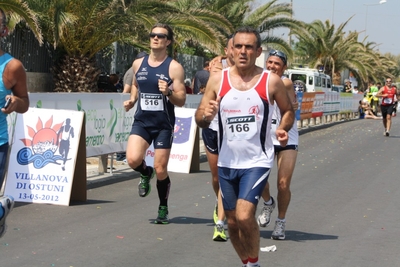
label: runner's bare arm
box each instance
[283,78,298,111]
[209,56,225,73]
[167,60,186,107]
[269,73,294,146]
[375,87,387,98]
[123,59,141,111]
[1,59,29,114]
[195,72,220,128]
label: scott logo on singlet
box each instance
[156,74,169,81]
[227,116,255,123]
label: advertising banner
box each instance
[145,108,198,174]
[312,92,325,118]
[4,108,84,205]
[300,92,315,120]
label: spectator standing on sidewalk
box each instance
[344,79,352,93]
[192,61,210,94]
[122,51,148,94]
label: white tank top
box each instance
[209,59,230,131]
[217,68,275,169]
[271,77,299,146]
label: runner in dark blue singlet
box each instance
[124,23,186,224]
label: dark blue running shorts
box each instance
[202,127,218,154]
[130,125,173,149]
[218,167,271,210]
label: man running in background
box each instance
[204,35,234,242]
[257,50,298,240]
[376,78,397,136]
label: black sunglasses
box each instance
[268,50,287,65]
[386,80,392,83]
[149,33,168,39]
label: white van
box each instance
[285,68,332,92]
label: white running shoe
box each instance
[257,197,275,227]
[271,220,286,240]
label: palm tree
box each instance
[244,0,300,57]
[25,0,234,92]
[167,0,234,56]
[291,18,395,86]
[24,0,180,92]
[170,0,301,59]
[0,0,42,44]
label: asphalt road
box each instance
[1,118,399,267]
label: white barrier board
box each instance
[144,108,197,174]
[4,108,84,205]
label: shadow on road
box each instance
[71,199,116,206]
[260,230,338,242]
[149,216,213,225]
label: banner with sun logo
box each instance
[145,108,198,173]
[4,108,85,206]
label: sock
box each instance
[264,197,273,205]
[241,259,248,266]
[248,257,259,266]
[216,220,224,226]
[277,218,286,222]
[157,176,171,207]
[133,160,149,176]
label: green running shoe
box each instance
[155,206,169,224]
[213,223,227,241]
[213,202,218,225]
[138,166,155,197]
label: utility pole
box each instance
[288,0,293,48]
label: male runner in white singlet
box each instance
[195,27,294,267]
[257,50,299,240]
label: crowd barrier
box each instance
[7,92,363,175]
[296,91,363,128]
[2,92,365,205]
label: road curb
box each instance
[85,119,356,187]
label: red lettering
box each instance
[146,150,155,157]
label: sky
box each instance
[257,0,399,55]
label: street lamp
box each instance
[364,0,387,38]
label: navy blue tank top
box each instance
[134,55,175,130]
